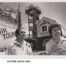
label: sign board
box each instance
[0,19,17,48]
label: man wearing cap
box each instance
[6,28,32,55]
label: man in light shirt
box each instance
[46,24,66,55]
[6,28,32,55]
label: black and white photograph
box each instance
[0,2,66,55]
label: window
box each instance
[30,23,33,26]
[42,26,47,32]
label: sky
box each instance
[0,2,66,47]
[3,2,66,34]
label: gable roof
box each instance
[36,17,57,26]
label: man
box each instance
[6,28,32,55]
[46,24,66,55]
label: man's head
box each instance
[15,28,26,42]
[48,24,62,38]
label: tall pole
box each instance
[17,3,22,31]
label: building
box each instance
[37,17,57,38]
[36,17,57,51]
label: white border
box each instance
[0,1,66,66]
[0,0,66,2]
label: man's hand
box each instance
[33,51,47,55]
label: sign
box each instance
[0,19,16,48]
[0,27,15,39]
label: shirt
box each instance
[46,37,66,55]
[6,40,32,55]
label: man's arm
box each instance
[26,42,33,55]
